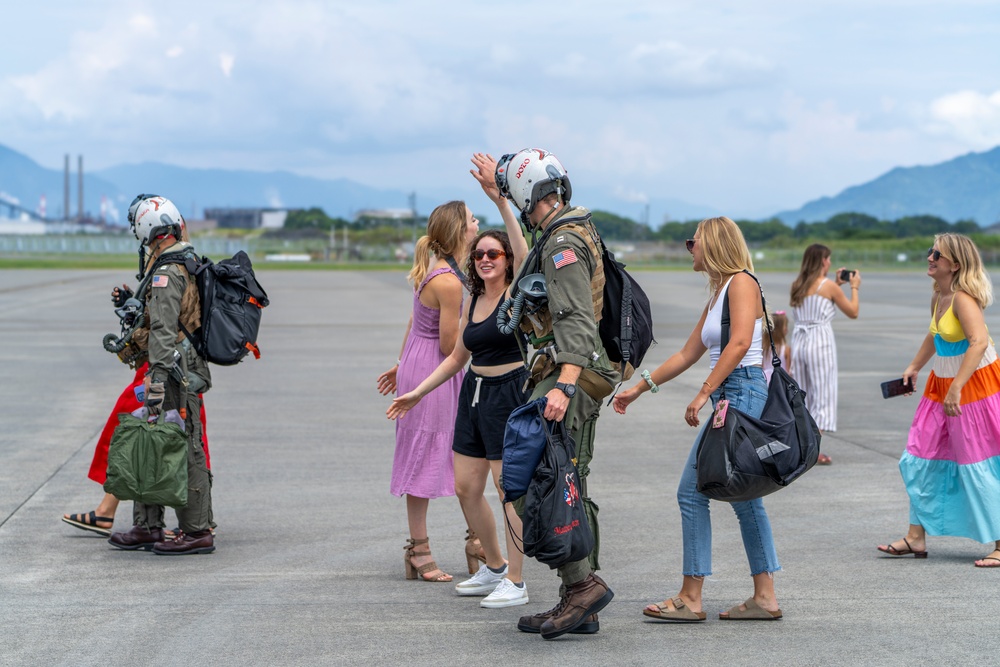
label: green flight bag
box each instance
[103,413,188,508]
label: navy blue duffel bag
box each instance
[501,397,548,503]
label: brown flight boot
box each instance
[108,525,164,551]
[152,530,215,555]
[517,604,600,634]
[539,573,613,639]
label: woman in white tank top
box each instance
[613,216,783,622]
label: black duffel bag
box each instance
[695,271,822,502]
[520,407,594,568]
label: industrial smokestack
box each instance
[64,154,70,221]
[78,155,84,220]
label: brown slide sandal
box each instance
[719,598,782,621]
[643,597,706,622]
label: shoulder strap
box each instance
[134,248,196,306]
[444,255,468,285]
[538,212,594,247]
[720,291,731,353]
[150,248,198,276]
[559,222,601,259]
[468,291,479,317]
[719,270,780,369]
[513,211,599,301]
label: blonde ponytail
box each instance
[406,200,470,290]
[407,236,434,288]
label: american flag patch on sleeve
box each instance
[552,248,578,269]
[152,275,169,288]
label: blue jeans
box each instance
[676,366,781,577]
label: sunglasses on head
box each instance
[927,248,948,262]
[473,248,507,261]
[685,239,697,253]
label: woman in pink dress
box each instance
[377,201,479,582]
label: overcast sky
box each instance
[2,1,999,220]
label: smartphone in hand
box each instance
[881,378,914,399]
[839,269,856,282]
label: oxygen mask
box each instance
[115,298,144,328]
[498,273,548,336]
[518,273,547,305]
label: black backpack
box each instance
[157,249,269,366]
[536,213,656,382]
[597,240,655,382]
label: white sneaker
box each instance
[455,563,507,596]
[480,578,529,608]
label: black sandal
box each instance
[877,537,928,558]
[62,511,115,537]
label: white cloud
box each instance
[612,186,650,205]
[626,40,777,94]
[219,53,235,77]
[519,40,778,97]
[0,4,481,168]
[1,0,998,217]
[927,90,1000,148]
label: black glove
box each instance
[145,381,165,415]
[112,285,134,308]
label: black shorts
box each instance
[452,367,529,460]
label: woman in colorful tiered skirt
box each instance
[877,233,1000,567]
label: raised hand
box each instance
[470,153,503,203]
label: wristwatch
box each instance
[554,382,577,398]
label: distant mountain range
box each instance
[2,142,999,226]
[0,143,718,225]
[0,144,422,224]
[776,146,1000,226]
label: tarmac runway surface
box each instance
[1,267,999,666]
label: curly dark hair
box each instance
[465,230,515,296]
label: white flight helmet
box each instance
[131,195,183,245]
[495,148,572,222]
[127,193,160,227]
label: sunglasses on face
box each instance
[686,239,697,253]
[473,248,507,261]
[927,248,948,262]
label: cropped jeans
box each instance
[676,366,781,577]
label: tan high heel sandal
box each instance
[403,538,452,582]
[465,529,487,574]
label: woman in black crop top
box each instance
[387,156,533,608]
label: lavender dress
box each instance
[390,267,465,498]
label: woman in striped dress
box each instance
[789,244,861,464]
[877,234,1000,567]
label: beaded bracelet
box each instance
[641,369,659,393]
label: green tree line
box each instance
[587,210,982,243]
[270,206,987,246]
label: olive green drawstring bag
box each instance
[104,412,188,508]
